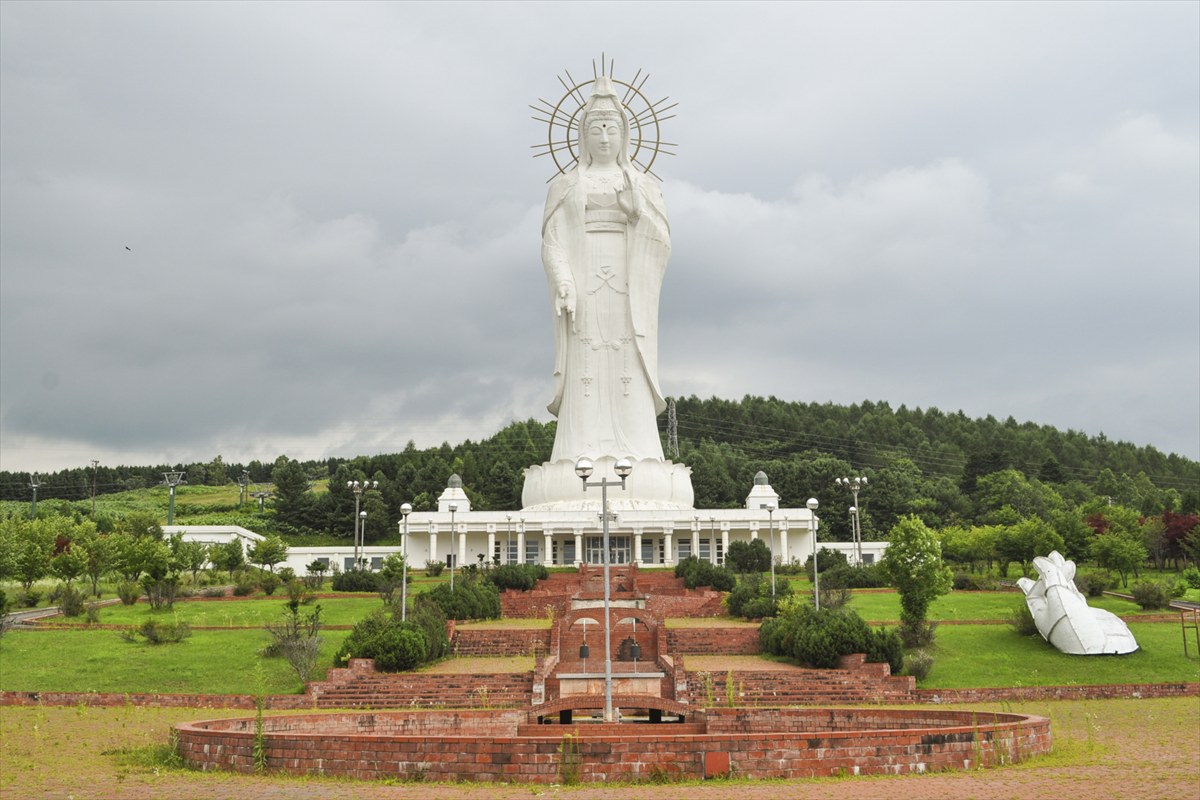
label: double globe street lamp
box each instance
[575,456,632,723]
[398,502,413,621]
[835,476,868,565]
[347,480,378,569]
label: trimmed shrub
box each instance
[488,563,548,592]
[336,610,429,672]
[232,572,258,597]
[331,569,380,593]
[761,603,902,674]
[818,586,853,610]
[1130,580,1171,610]
[424,560,445,577]
[425,576,500,621]
[674,556,736,591]
[899,618,938,649]
[19,588,43,608]
[820,563,888,589]
[727,573,791,619]
[84,601,102,625]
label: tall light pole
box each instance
[807,497,820,610]
[399,503,413,621]
[448,503,458,591]
[347,479,378,569]
[358,511,367,567]
[505,513,513,565]
[760,503,777,598]
[835,476,868,565]
[237,470,250,509]
[90,460,99,515]
[162,471,186,525]
[28,474,42,518]
[576,456,633,723]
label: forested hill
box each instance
[1,396,1196,541]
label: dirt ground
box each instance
[2,697,1197,800]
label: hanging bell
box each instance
[630,642,641,660]
[579,642,590,659]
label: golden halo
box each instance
[530,54,678,181]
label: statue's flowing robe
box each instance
[541,168,671,462]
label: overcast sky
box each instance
[2,0,1197,476]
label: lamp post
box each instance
[835,476,868,565]
[505,513,513,565]
[448,503,458,591]
[807,497,820,610]
[28,474,41,518]
[760,503,777,598]
[575,456,633,723]
[399,503,412,621]
[347,480,378,569]
[162,471,186,525]
[237,470,250,509]
[358,511,367,568]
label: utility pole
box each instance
[237,470,250,509]
[162,471,187,524]
[90,460,99,514]
[29,474,42,518]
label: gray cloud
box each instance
[2,0,1197,473]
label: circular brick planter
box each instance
[175,707,1050,783]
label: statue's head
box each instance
[577,76,629,169]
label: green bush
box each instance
[57,584,85,617]
[119,618,192,645]
[760,603,902,674]
[425,576,500,621]
[424,560,445,577]
[116,582,140,605]
[1130,580,1171,610]
[953,572,999,591]
[903,649,935,681]
[726,573,791,619]
[1075,571,1113,597]
[674,556,736,591]
[409,595,450,661]
[724,539,771,573]
[331,569,380,593]
[820,563,888,589]
[1180,565,1200,590]
[818,586,853,610]
[803,548,849,574]
[18,588,43,608]
[1008,601,1039,636]
[259,572,281,596]
[487,563,548,592]
[336,610,429,672]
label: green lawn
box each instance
[919,621,1199,688]
[0,628,351,695]
[846,589,1151,623]
[40,595,388,628]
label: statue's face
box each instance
[585,115,622,165]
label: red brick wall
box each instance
[452,628,551,656]
[175,707,1052,782]
[667,627,760,654]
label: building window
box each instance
[343,557,356,572]
[862,553,875,565]
[677,539,691,560]
[563,539,576,564]
[715,539,724,565]
[641,538,655,564]
[370,557,383,571]
[699,538,711,561]
[525,539,539,564]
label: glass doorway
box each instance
[586,536,632,564]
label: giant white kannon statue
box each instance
[522,72,694,510]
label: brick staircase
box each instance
[311,661,533,709]
[684,656,916,706]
